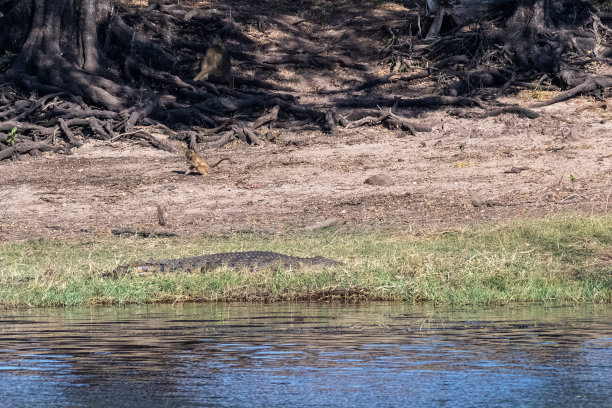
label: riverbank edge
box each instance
[0,213,610,308]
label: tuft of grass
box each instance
[0,213,610,308]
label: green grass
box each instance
[0,213,610,308]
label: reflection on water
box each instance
[0,303,610,407]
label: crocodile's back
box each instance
[108,251,340,278]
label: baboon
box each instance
[185,149,230,175]
[148,1,179,11]
[193,37,231,84]
[147,0,163,10]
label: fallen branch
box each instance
[111,228,178,237]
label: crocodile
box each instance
[106,251,341,279]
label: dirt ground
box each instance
[0,1,611,241]
[1,98,610,241]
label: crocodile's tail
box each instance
[104,262,171,279]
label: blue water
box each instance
[0,303,610,407]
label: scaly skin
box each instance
[106,251,341,278]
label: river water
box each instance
[0,303,610,407]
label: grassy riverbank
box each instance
[0,214,610,308]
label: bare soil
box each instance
[1,97,610,241]
[0,1,611,241]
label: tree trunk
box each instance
[428,0,513,25]
[1,0,128,110]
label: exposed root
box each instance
[0,141,61,161]
[0,0,610,161]
[346,107,432,135]
[532,76,612,108]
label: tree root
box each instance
[345,108,431,135]
[532,76,612,108]
[339,95,484,110]
[0,141,62,161]
[1,0,609,162]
